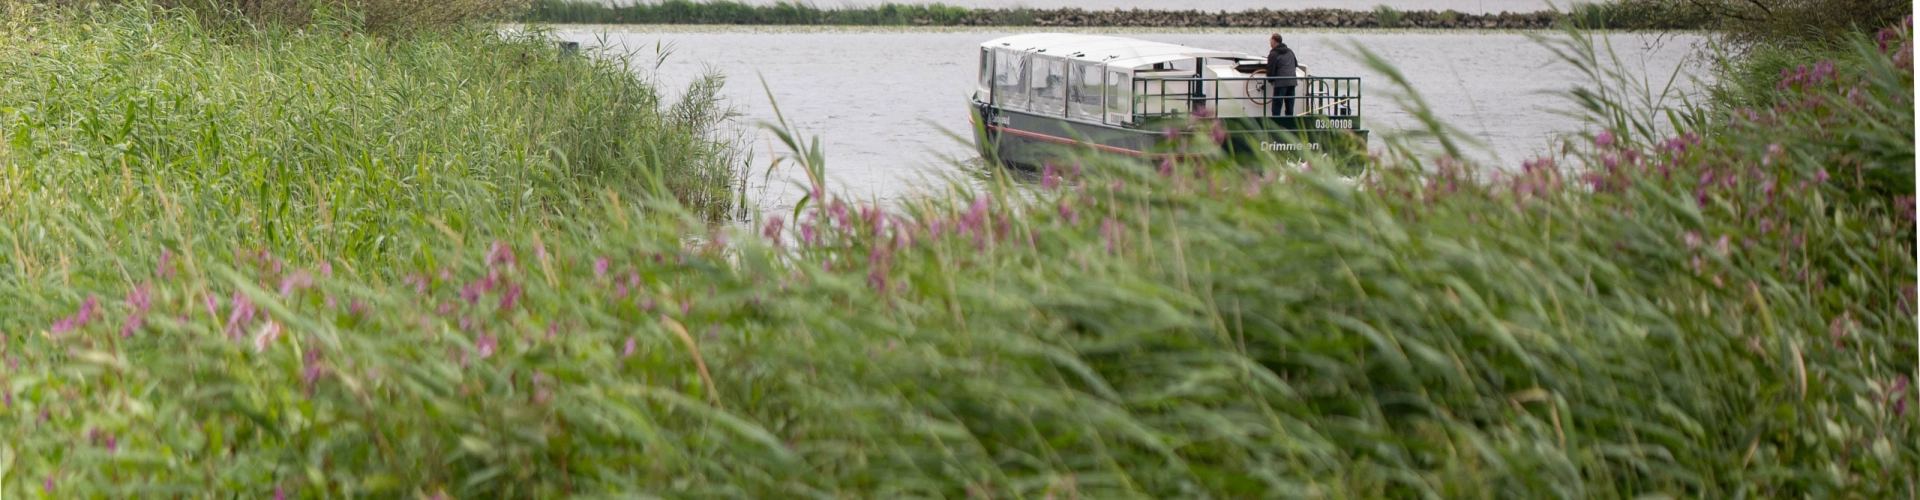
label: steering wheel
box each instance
[1246,69,1272,105]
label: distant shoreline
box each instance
[533,23,1647,35]
[527,1,1709,30]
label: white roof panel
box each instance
[980,33,1262,71]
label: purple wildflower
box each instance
[476,334,497,359]
[303,348,324,387]
[1594,130,1614,148]
[500,283,522,310]
[1041,163,1059,189]
[868,266,888,292]
[1158,157,1174,177]
[594,257,610,279]
[487,242,517,268]
[157,250,175,279]
[622,336,636,359]
[252,321,282,352]
[828,200,850,229]
[278,270,313,297]
[121,285,152,338]
[761,216,786,245]
[461,282,485,305]
[49,295,100,335]
[961,195,989,236]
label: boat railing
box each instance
[1130,75,1362,123]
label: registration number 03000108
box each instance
[1314,118,1354,130]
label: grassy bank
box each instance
[527,0,1708,30]
[0,1,738,302]
[2,0,1912,495]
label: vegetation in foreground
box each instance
[0,1,739,295]
[1,2,1915,499]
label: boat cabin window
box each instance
[991,49,1028,109]
[977,48,991,97]
[1105,69,1130,124]
[1066,62,1102,121]
[1140,59,1197,74]
[1030,55,1067,116]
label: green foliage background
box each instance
[0,1,1913,498]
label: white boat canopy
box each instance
[979,33,1263,70]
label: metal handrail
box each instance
[1129,75,1363,123]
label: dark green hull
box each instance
[972,101,1369,169]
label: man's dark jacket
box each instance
[1266,43,1298,88]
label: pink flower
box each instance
[761,216,785,244]
[621,336,636,359]
[49,296,100,335]
[279,270,313,297]
[487,242,517,268]
[476,334,497,359]
[1041,163,1059,189]
[121,285,152,338]
[1594,130,1614,148]
[156,250,175,279]
[594,257,610,279]
[500,283,522,310]
[252,321,282,352]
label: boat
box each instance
[970,33,1369,169]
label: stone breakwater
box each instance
[949,8,1564,29]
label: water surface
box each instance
[554,25,1704,214]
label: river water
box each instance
[587,0,1578,15]
[552,26,1705,215]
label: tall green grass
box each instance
[0,2,738,305]
[0,3,1913,499]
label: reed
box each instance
[0,3,1912,499]
[0,1,738,297]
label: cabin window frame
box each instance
[1029,55,1068,116]
[1066,61,1103,122]
[977,48,992,101]
[991,48,1029,110]
[1104,69,1132,125]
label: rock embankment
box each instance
[945,8,1563,29]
